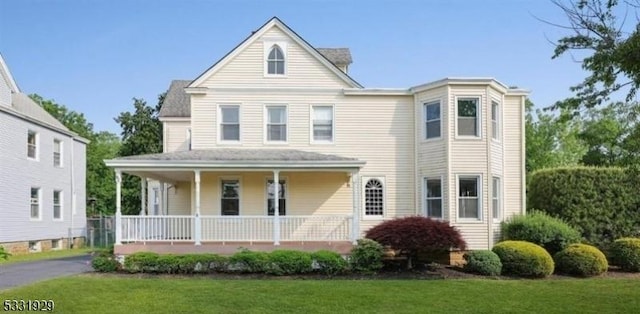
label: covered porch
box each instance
[104,149,365,255]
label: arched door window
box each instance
[364,178,384,217]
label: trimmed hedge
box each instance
[265,250,313,275]
[350,239,384,274]
[554,244,608,277]
[91,255,119,272]
[0,246,10,260]
[609,238,640,272]
[228,250,270,273]
[528,167,640,248]
[492,241,554,278]
[501,211,581,255]
[123,252,228,274]
[311,250,348,275]
[463,250,502,276]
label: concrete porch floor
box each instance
[114,241,354,255]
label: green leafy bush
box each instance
[528,167,640,248]
[265,250,313,275]
[91,256,119,272]
[0,246,10,260]
[228,249,270,273]
[554,244,608,277]
[350,239,384,274]
[311,250,348,275]
[123,252,160,273]
[501,211,581,255]
[492,241,554,278]
[609,238,640,272]
[463,250,502,276]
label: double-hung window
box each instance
[267,45,285,75]
[53,190,62,220]
[53,139,62,167]
[30,187,40,219]
[457,98,480,137]
[458,176,481,220]
[219,105,240,142]
[492,177,501,220]
[425,177,442,218]
[424,102,441,139]
[267,179,286,216]
[221,180,240,216]
[312,106,333,143]
[266,106,287,142]
[27,130,37,159]
[491,101,500,140]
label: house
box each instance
[105,17,527,258]
[0,54,88,255]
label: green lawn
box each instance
[1,276,638,313]
[0,248,90,265]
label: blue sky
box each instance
[1,0,589,134]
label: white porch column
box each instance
[273,170,280,245]
[194,170,202,245]
[351,170,360,244]
[140,177,147,216]
[115,170,122,245]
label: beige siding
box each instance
[503,95,524,220]
[164,121,191,152]
[167,181,191,215]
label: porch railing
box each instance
[120,214,353,243]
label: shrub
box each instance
[91,255,119,272]
[123,252,160,273]
[463,250,502,276]
[365,216,466,268]
[265,250,313,275]
[0,246,10,260]
[501,211,581,255]
[528,167,640,248]
[311,250,348,275]
[609,238,640,272]
[492,241,554,278]
[554,244,608,277]
[228,249,270,273]
[349,239,384,274]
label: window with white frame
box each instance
[221,180,240,216]
[424,101,441,139]
[312,106,333,142]
[425,177,442,218]
[30,187,40,219]
[219,105,240,142]
[266,106,287,142]
[27,130,37,159]
[491,101,500,140]
[53,190,62,220]
[267,179,286,216]
[53,139,62,167]
[187,128,192,150]
[267,45,285,75]
[457,98,480,137]
[364,178,384,217]
[458,176,480,219]
[492,177,501,220]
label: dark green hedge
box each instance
[528,167,640,248]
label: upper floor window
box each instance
[30,187,41,219]
[266,106,287,142]
[27,130,38,159]
[491,101,500,140]
[53,190,62,220]
[219,105,240,142]
[424,101,441,139]
[458,175,481,220]
[53,139,62,167]
[425,177,442,219]
[312,106,333,143]
[364,177,384,217]
[267,45,285,75]
[457,98,480,137]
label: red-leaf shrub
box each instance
[365,216,466,267]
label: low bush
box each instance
[123,252,160,273]
[0,246,10,260]
[554,244,608,277]
[609,238,640,272]
[265,250,313,275]
[463,250,502,276]
[91,255,119,272]
[365,216,466,268]
[311,250,348,275]
[350,239,384,274]
[492,241,554,278]
[228,249,270,273]
[501,211,581,255]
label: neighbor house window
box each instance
[266,106,287,142]
[27,130,37,159]
[221,180,240,216]
[364,178,384,217]
[53,190,62,220]
[457,98,480,137]
[219,105,240,142]
[267,45,285,75]
[30,187,40,219]
[458,176,480,219]
[312,105,333,142]
[424,101,441,139]
[267,179,286,216]
[425,177,442,219]
[492,177,501,220]
[491,101,500,140]
[53,139,62,167]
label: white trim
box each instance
[219,176,242,216]
[29,186,42,221]
[263,104,289,144]
[423,176,444,219]
[53,138,63,167]
[217,104,241,144]
[53,189,63,221]
[158,117,191,122]
[423,100,442,141]
[0,54,20,92]
[456,174,483,222]
[361,176,386,220]
[454,96,482,139]
[27,130,39,161]
[343,88,411,96]
[263,41,288,77]
[309,104,335,144]
[264,175,288,216]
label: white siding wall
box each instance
[163,121,191,152]
[0,72,11,107]
[503,95,525,220]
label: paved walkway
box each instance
[0,254,92,290]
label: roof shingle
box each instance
[316,48,353,66]
[116,148,359,162]
[158,80,191,118]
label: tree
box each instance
[30,94,93,138]
[550,0,640,112]
[114,95,164,214]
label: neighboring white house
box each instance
[105,17,527,257]
[0,54,88,254]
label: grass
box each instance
[1,276,639,313]
[0,248,90,265]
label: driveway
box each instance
[0,254,92,290]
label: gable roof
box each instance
[158,80,191,118]
[0,53,20,93]
[316,48,352,66]
[188,17,362,89]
